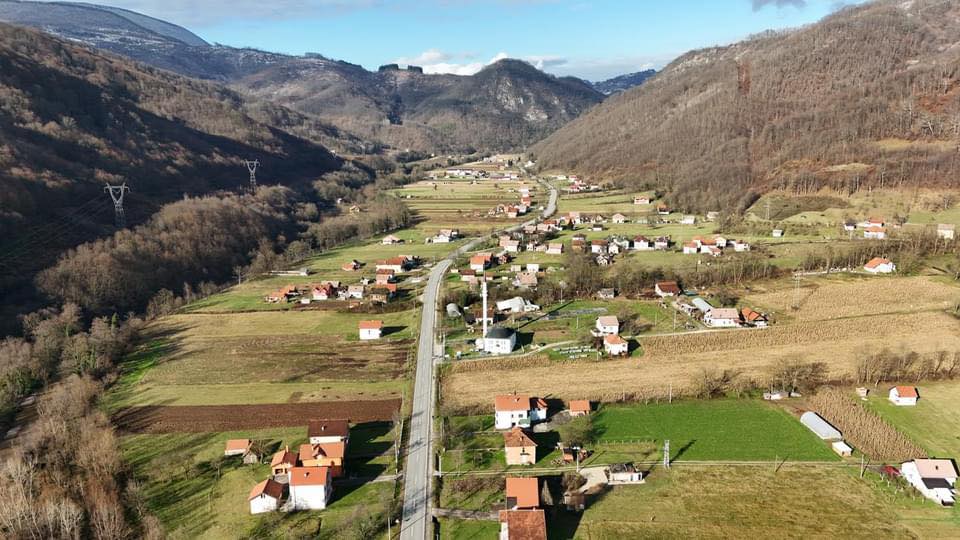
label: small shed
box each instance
[832,441,853,457]
[800,411,842,441]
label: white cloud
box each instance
[394,50,511,76]
[392,49,675,80]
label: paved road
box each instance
[399,178,557,540]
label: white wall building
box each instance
[889,386,919,406]
[901,459,957,506]
[248,479,283,514]
[595,316,619,335]
[288,467,332,510]
[359,320,383,340]
[495,394,548,430]
[705,308,740,328]
[480,327,516,355]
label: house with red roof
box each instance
[249,478,284,514]
[864,257,895,274]
[495,394,548,430]
[288,467,332,510]
[889,386,919,406]
[359,320,384,340]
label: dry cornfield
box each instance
[806,388,925,462]
[442,312,960,409]
[744,276,959,322]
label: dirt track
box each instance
[113,398,401,433]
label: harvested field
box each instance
[744,276,959,322]
[113,398,401,433]
[145,334,411,385]
[442,312,960,409]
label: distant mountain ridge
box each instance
[533,0,960,212]
[592,69,656,95]
[0,1,605,153]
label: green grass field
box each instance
[120,425,398,539]
[593,400,839,462]
[438,518,499,539]
[865,380,960,460]
[551,465,958,539]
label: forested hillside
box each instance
[0,23,368,326]
[533,0,960,212]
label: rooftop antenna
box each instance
[244,159,260,192]
[104,183,130,228]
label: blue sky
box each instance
[89,0,862,80]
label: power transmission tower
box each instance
[104,183,130,228]
[244,159,260,192]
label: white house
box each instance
[546,243,564,255]
[705,308,740,328]
[889,386,919,406]
[655,281,681,297]
[683,242,698,255]
[612,213,627,224]
[937,224,955,240]
[864,226,887,240]
[358,320,383,340]
[732,240,751,252]
[591,240,608,254]
[346,285,364,299]
[249,479,284,514]
[595,316,619,336]
[604,334,628,356]
[681,215,696,225]
[503,240,521,253]
[288,467,332,510]
[381,234,403,245]
[479,327,516,355]
[495,394,548,430]
[653,237,670,250]
[864,257,896,274]
[632,236,651,250]
[634,196,650,205]
[901,459,957,506]
[308,419,350,445]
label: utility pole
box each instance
[663,439,670,469]
[104,183,130,228]
[244,159,260,192]
[765,198,771,221]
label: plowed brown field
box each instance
[113,398,400,433]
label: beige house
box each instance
[503,427,538,466]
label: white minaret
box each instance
[481,278,489,340]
